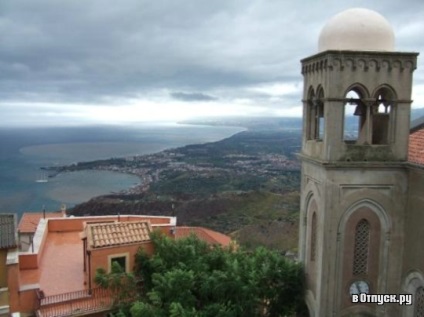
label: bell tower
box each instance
[298,8,418,317]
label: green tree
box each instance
[95,260,138,313]
[98,231,305,317]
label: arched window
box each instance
[401,272,424,317]
[306,87,324,140]
[343,85,396,145]
[310,212,317,261]
[315,87,325,140]
[344,90,364,142]
[353,219,370,276]
[371,87,395,145]
[415,287,424,317]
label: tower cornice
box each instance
[297,153,408,169]
[301,51,419,75]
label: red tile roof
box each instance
[408,128,424,165]
[18,211,65,233]
[87,221,152,249]
[175,227,232,247]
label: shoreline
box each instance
[46,127,249,198]
[1,124,245,216]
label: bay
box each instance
[0,123,244,218]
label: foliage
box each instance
[114,231,306,317]
[95,261,138,313]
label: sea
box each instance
[0,123,244,219]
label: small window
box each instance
[353,219,370,276]
[111,256,127,272]
[310,212,317,262]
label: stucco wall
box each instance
[87,242,154,289]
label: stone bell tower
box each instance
[298,8,418,317]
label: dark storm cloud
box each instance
[170,92,217,102]
[0,0,423,124]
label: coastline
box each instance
[46,125,248,197]
[17,124,245,214]
[1,123,245,216]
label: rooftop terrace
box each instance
[8,214,231,317]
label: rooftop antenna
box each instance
[43,205,46,219]
[61,204,67,217]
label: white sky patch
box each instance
[1,98,276,126]
[396,21,424,41]
[274,106,303,117]
[412,84,424,109]
[249,82,302,97]
[80,99,272,123]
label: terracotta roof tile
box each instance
[18,211,65,233]
[175,227,232,247]
[87,221,152,249]
[0,213,17,249]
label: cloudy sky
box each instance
[1,0,424,126]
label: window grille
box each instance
[415,287,424,317]
[353,219,370,276]
[311,212,317,261]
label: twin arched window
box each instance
[344,86,396,145]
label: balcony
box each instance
[35,288,113,317]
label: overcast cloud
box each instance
[1,0,424,126]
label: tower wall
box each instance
[299,50,418,317]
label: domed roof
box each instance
[318,8,395,52]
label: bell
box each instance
[353,104,365,116]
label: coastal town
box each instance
[47,130,301,196]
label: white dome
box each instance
[318,8,395,52]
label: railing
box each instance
[36,288,113,317]
[37,288,93,306]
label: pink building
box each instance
[6,214,231,317]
